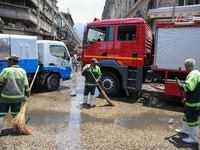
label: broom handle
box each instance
[29,66,40,92]
[89,70,102,90]
[175,77,186,108]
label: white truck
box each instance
[0,34,71,91]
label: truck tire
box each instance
[46,73,60,91]
[99,72,120,97]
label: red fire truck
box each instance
[81,18,200,97]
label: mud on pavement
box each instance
[0,71,199,150]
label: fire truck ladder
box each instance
[127,67,138,90]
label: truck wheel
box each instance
[46,73,60,91]
[99,72,120,97]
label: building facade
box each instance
[102,0,200,32]
[0,0,58,39]
[0,0,82,51]
[56,12,82,54]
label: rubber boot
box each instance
[90,95,94,107]
[175,121,189,135]
[0,117,4,135]
[182,126,199,143]
[80,96,88,105]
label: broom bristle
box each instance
[12,102,32,135]
[102,91,117,106]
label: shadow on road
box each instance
[0,129,22,137]
[165,133,199,150]
[30,84,70,94]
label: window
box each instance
[49,45,69,60]
[178,0,185,5]
[86,27,106,44]
[108,27,114,41]
[148,0,155,10]
[85,26,114,44]
[178,0,200,5]
[117,26,137,41]
[136,10,141,17]
[129,1,131,9]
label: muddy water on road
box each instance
[115,112,181,130]
[26,111,70,125]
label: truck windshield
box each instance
[50,45,69,60]
[86,27,106,44]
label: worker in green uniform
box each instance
[175,58,200,143]
[81,58,101,107]
[0,54,30,135]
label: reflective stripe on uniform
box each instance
[0,112,8,115]
[187,120,199,127]
[186,102,200,107]
[1,93,25,98]
[11,112,19,115]
[86,83,97,86]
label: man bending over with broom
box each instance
[80,58,101,107]
[0,54,30,135]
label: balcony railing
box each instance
[45,0,53,9]
[29,0,39,7]
[0,2,38,24]
[39,18,52,33]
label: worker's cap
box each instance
[91,58,98,63]
[5,54,19,61]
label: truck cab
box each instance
[0,34,71,91]
[37,40,71,91]
[82,18,153,96]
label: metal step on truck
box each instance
[0,34,71,91]
[81,17,200,99]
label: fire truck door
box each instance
[84,26,107,61]
[114,25,138,67]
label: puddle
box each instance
[115,112,181,130]
[80,113,112,124]
[26,111,69,125]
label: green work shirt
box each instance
[179,69,200,109]
[82,64,102,87]
[0,65,30,103]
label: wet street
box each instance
[0,71,199,150]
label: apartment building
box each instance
[102,0,200,32]
[0,0,59,39]
[56,12,82,54]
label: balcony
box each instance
[0,2,38,24]
[44,9,53,21]
[45,0,53,9]
[39,18,52,33]
[29,0,39,7]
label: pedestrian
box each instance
[0,54,30,135]
[175,58,200,143]
[81,58,101,107]
[72,54,78,72]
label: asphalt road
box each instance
[0,71,199,150]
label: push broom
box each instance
[12,66,40,135]
[89,70,117,106]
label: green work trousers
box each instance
[0,103,22,118]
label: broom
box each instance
[12,66,40,135]
[175,77,186,108]
[89,70,117,106]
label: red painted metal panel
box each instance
[164,80,185,97]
